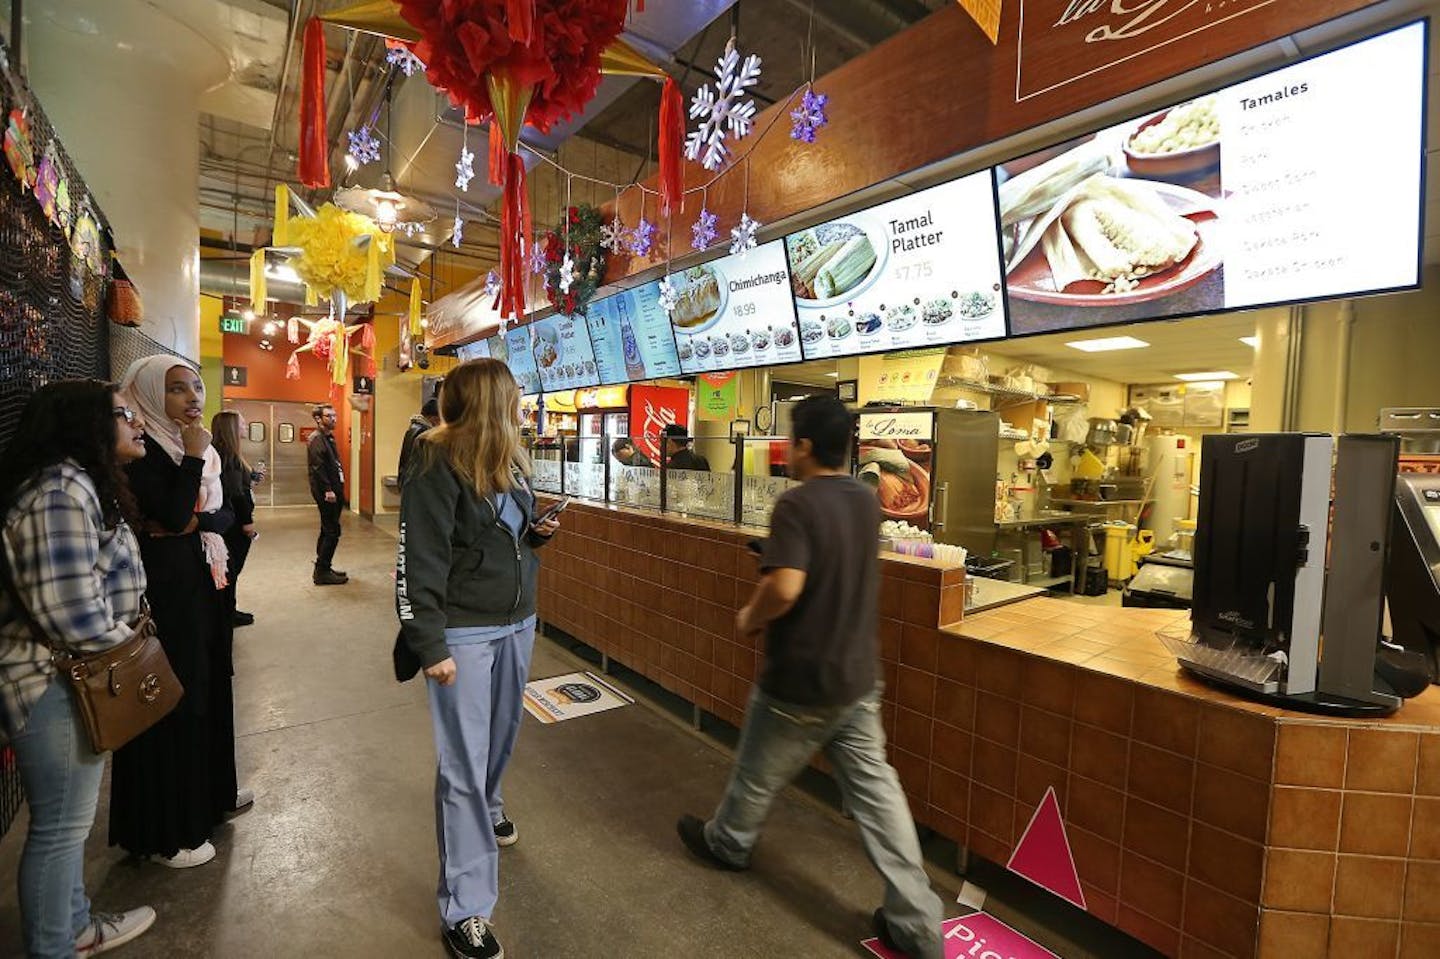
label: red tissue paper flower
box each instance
[398,0,627,134]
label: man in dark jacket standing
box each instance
[398,397,440,487]
[308,403,348,585]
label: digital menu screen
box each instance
[529,314,600,391]
[587,283,683,384]
[502,326,541,394]
[455,340,491,361]
[1001,21,1425,337]
[786,170,1007,360]
[671,240,804,374]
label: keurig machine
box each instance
[1159,433,1429,715]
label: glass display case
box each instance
[521,434,800,530]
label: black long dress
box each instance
[109,434,237,857]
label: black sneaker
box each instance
[443,917,502,959]
[313,569,348,586]
[676,814,746,871]
[494,817,518,847]
[873,909,900,951]
[233,611,255,627]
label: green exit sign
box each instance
[219,315,248,335]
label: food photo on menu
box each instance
[786,170,1006,361]
[671,240,804,374]
[1003,21,1424,337]
[529,314,600,391]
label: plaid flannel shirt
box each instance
[0,461,146,743]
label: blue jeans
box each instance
[425,620,535,926]
[11,680,105,958]
[704,685,944,959]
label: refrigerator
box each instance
[1144,434,1196,547]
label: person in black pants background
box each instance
[307,404,347,585]
[212,410,263,624]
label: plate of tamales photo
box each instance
[1000,140,1222,307]
[785,218,888,308]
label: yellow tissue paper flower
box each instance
[285,203,385,303]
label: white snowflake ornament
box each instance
[685,38,762,171]
[558,253,577,294]
[451,215,464,248]
[599,215,625,252]
[455,145,476,191]
[658,278,680,315]
[730,213,760,257]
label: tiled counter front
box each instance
[948,600,1440,959]
[536,501,1440,959]
[534,500,964,814]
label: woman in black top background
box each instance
[110,357,247,869]
[211,410,262,626]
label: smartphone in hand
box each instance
[534,496,570,526]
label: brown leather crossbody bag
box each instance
[1,545,182,753]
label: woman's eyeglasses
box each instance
[113,407,138,424]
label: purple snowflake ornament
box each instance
[628,218,657,258]
[347,127,381,166]
[483,269,501,299]
[691,208,719,252]
[790,88,829,143]
[528,243,547,276]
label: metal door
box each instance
[223,400,315,507]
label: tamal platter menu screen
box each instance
[786,169,1007,360]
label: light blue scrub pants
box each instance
[426,618,536,926]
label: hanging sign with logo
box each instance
[858,411,934,442]
[628,385,690,463]
[697,372,739,422]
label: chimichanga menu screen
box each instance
[670,240,804,374]
[1001,21,1426,337]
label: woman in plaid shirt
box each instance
[0,380,157,957]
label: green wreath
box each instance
[543,203,607,315]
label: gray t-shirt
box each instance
[758,475,880,707]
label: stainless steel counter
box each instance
[964,577,1046,613]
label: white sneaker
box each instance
[75,906,157,955]
[233,787,255,811]
[158,842,216,868]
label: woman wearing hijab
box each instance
[108,356,248,868]
[395,359,559,959]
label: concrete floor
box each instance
[0,508,1158,958]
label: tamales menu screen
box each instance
[785,169,1007,360]
[1001,21,1426,337]
[670,240,803,375]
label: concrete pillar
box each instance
[22,0,228,363]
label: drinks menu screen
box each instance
[1001,21,1425,336]
[587,283,683,384]
[502,327,541,395]
[787,170,1006,360]
[671,240,803,374]
[455,340,490,361]
[529,314,600,391]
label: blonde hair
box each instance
[422,358,530,496]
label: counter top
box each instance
[964,578,1044,613]
[947,597,1440,728]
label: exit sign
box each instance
[219,314,248,334]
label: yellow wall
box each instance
[1249,266,1440,434]
[372,287,459,513]
[198,295,225,422]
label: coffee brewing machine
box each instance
[1158,433,1431,715]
